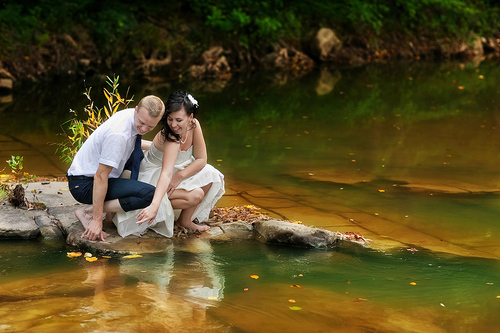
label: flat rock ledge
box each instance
[0,182,367,255]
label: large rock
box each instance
[262,45,315,74]
[189,46,231,79]
[312,27,342,61]
[0,205,40,239]
[253,220,340,248]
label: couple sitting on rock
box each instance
[67,91,225,241]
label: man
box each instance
[67,95,165,241]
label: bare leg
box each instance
[104,212,115,223]
[170,187,210,233]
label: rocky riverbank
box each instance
[0,181,369,255]
[1,26,499,90]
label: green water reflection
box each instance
[0,240,499,332]
[1,60,500,331]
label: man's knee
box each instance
[137,183,155,204]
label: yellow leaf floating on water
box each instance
[378,189,385,193]
[86,257,98,262]
[123,254,142,259]
[289,306,302,311]
[410,282,417,285]
[290,284,303,289]
[66,252,82,258]
[250,275,259,279]
[288,299,296,303]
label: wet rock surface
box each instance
[0,182,369,255]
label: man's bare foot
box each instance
[75,206,93,228]
[175,220,210,233]
[75,206,110,239]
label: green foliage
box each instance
[187,0,300,47]
[56,75,134,163]
[6,155,23,172]
[3,155,36,183]
[1,0,500,65]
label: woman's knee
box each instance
[188,188,205,206]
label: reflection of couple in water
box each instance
[67,91,225,241]
[82,238,224,331]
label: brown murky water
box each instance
[1,62,500,332]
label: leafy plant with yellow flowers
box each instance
[56,75,134,163]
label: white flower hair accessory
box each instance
[187,94,198,108]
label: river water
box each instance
[1,61,500,332]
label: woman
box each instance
[113,91,225,237]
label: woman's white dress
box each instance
[113,144,225,238]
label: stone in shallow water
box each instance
[253,220,340,249]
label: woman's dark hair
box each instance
[160,91,199,142]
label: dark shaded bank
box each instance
[1,0,500,86]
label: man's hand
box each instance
[81,218,109,241]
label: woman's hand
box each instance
[167,173,183,197]
[136,205,160,225]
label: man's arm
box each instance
[81,163,113,241]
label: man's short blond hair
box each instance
[137,95,165,118]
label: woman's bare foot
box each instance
[175,220,210,233]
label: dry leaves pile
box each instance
[210,205,273,224]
